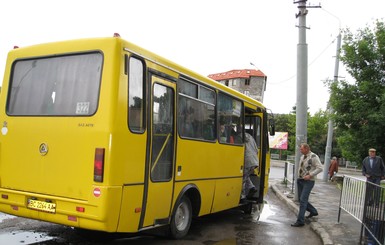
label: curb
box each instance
[271,183,333,245]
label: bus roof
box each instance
[7,36,266,112]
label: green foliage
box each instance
[330,20,385,163]
[273,107,332,159]
[307,110,328,154]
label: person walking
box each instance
[291,143,323,227]
[362,148,385,205]
[328,157,339,180]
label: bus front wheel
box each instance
[169,196,192,239]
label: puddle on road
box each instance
[212,238,237,244]
[0,231,53,245]
[252,202,281,225]
[0,212,15,222]
[0,212,53,244]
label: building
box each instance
[208,69,267,102]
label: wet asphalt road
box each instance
[0,167,322,245]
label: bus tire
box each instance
[169,196,192,239]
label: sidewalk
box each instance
[271,166,364,245]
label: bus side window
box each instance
[177,79,215,141]
[179,103,195,138]
[128,56,145,133]
[218,92,244,145]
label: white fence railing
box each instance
[339,176,385,245]
[271,153,280,159]
[338,176,366,223]
[286,155,295,162]
[284,162,295,193]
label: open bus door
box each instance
[241,110,273,213]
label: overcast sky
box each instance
[0,0,383,114]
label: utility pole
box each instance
[322,32,341,181]
[293,0,320,201]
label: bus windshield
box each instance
[7,52,103,116]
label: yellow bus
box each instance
[0,34,274,238]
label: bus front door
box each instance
[142,76,176,228]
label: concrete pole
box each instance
[322,32,341,181]
[294,0,308,201]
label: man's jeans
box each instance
[296,179,317,224]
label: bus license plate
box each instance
[27,199,56,213]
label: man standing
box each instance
[291,143,323,227]
[362,148,385,183]
[362,148,385,205]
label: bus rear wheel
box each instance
[169,196,192,239]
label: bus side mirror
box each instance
[269,119,275,136]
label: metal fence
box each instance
[283,162,295,194]
[339,176,385,245]
[338,176,366,222]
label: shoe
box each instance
[247,188,257,199]
[306,213,318,219]
[291,222,304,227]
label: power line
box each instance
[269,35,338,85]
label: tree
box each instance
[273,107,330,160]
[330,20,385,164]
[307,109,328,155]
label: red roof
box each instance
[208,69,266,81]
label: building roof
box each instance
[208,69,266,81]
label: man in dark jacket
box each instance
[362,148,385,183]
[362,148,385,206]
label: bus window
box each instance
[245,116,261,148]
[218,92,244,144]
[151,84,174,181]
[128,57,145,132]
[178,79,215,141]
[7,53,102,116]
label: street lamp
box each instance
[250,62,258,70]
